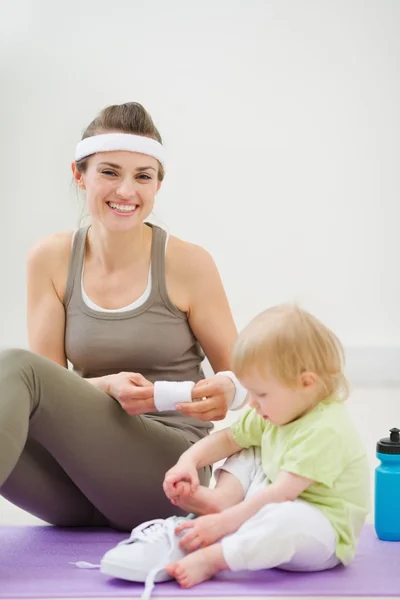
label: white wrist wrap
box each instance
[154,381,195,412]
[216,370,248,410]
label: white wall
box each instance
[1,1,400,529]
[1,0,399,385]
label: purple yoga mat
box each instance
[0,524,399,598]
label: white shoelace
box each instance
[70,515,193,600]
[140,518,179,600]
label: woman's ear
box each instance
[71,162,86,190]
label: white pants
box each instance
[215,448,340,572]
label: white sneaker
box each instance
[100,514,194,599]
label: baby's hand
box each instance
[163,460,199,502]
[169,480,192,505]
[176,513,230,551]
[174,480,192,496]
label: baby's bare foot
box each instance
[174,486,229,516]
[167,545,227,588]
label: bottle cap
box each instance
[377,428,400,455]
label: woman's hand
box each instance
[163,459,200,504]
[176,375,235,421]
[104,372,155,416]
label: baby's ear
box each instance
[300,371,317,388]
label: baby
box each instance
[163,304,370,588]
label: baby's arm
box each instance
[175,470,314,549]
[222,470,314,533]
[163,427,241,501]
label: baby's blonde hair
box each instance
[232,304,348,402]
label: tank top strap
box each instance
[63,226,89,308]
[150,225,186,319]
[149,223,166,289]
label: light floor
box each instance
[1,386,399,600]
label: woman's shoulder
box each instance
[27,230,75,299]
[27,230,74,266]
[166,233,218,279]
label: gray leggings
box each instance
[0,349,210,531]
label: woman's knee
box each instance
[0,349,45,402]
[0,348,34,375]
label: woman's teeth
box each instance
[108,202,137,212]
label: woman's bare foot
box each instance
[174,485,231,515]
[167,544,228,588]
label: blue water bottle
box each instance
[375,427,400,541]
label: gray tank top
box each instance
[63,224,213,441]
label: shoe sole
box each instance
[100,559,172,583]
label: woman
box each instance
[0,102,246,531]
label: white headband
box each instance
[75,133,165,167]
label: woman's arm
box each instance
[167,238,238,372]
[26,235,112,385]
[166,239,246,420]
[185,248,238,374]
[26,235,70,367]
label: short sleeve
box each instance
[282,425,346,487]
[231,407,267,448]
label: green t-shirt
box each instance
[231,400,370,565]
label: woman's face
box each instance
[73,150,161,232]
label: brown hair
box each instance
[75,102,165,181]
[232,304,349,402]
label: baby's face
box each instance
[239,369,317,426]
